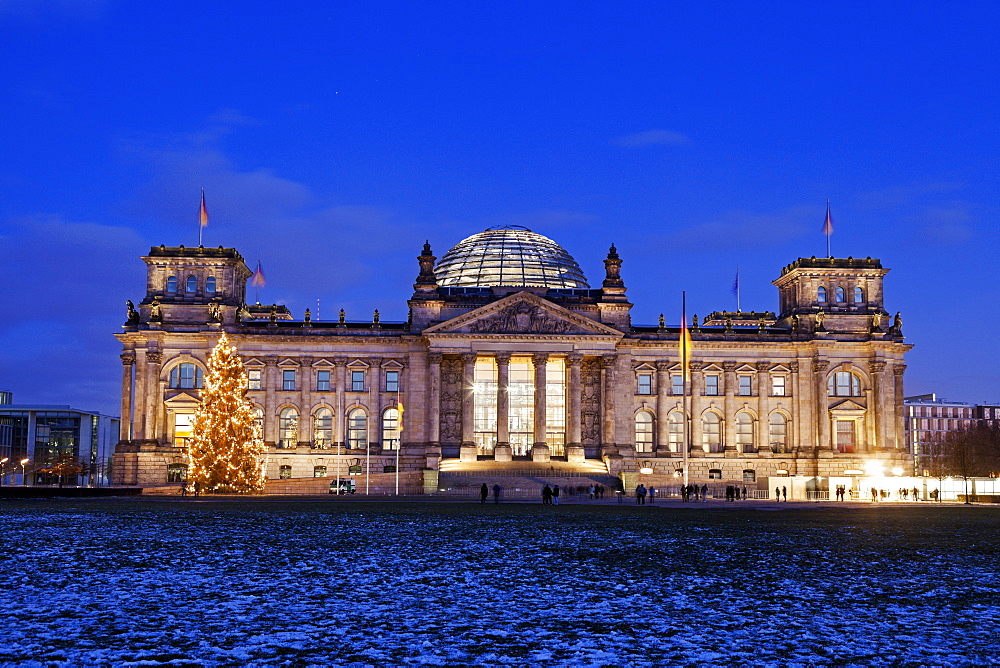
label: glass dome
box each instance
[434,226,590,289]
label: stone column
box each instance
[893,364,907,452]
[428,353,442,445]
[461,353,476,446]
[814,360,830,450]
[868,360,886,452]
[301,357,313,445]
[264,356,278,445]
[495,353,511,446]
[601,355,617,446]
[689,361,704,453]
[567,354,584,446]
[368,357,382,448]
[119,353,135,441]
[789,360,802,452]
[654,361,671,453]
[722,361,738,454]
[756,361,770,453]
[144,350,162,443]
[333,357,347,447]
[532,353,549,447]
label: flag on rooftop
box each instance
[251,260,266,287]
[822,199,833,236]
[199,189,209,228]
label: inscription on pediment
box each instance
[467,301,578,334]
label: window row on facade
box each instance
[817,285,865,304]
[165,274,218,296]
[166,362,401,393]
[633,369,865,398]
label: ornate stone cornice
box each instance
[869,360,887,373]
[755,361,772,372]
[120,353,136,366]
[368,357,382,368]
[722,361,739,372]
[146,351,162,364]
[427,352,443,365]
[494,352,512,365]
[601,354,617,368]
[893,364,907,376]
[532,353,550,366]
[461,352,477,365]
[789,361,799,373]
[264,356,279,366]
[333,357,348,367]
[813,359,829,373]
[655,361,672,372]
[689,361,705,372]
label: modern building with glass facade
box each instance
[112,225,913,489]
[0,393,120,486]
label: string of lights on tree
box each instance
[187,332,266,494]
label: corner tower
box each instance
[773,257,891,335]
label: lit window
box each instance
[282,370,295,391]
[835,286,845,302]
[166,276,178,294]
[313,466,327,478]
[351,370,365,392]
[635,411,654,453]
[769,413,787,453]
[853,287,863,304]
[836,420,855,453]
[771,376,786,396]
[278,465,292,479]
[169,363,203,389]
[385,370,399,393]
[703,413,722,453]
[738,375,752,396]
[313,408,333,447]
[173,413,194,446]
[206,276,216,294]
[247,369,261,390]
[708,469,722,480]
[668,411,684,452]
[736,412,755,452]
[278,407,298,447]
[253,407,263,435]
[705,375,720,396]
[671,374,684,396]
[186,275,197,293]
[317,370,330,391]
[382,407,400,450]
[817,286,827,303]
[637,374,652,395]
[743,469,756,483]
[347,408,367,449]
[167,464,187,483]
[828,371,861,397]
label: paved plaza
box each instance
[2,498,998,665]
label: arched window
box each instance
[835,286,845,303]
[635,411,654,453]
[703,413,722,453]
[736,412,755,453]
[853,287,864,304]
[668,411,684,452]
[168,363,203,389]
[817,286,827,303]
[769,413,787,452]
[166,275,178,294]
[278,407,298,447]
[828,371,862,397]
[347,408,367,449]
[313,408,333,448]
[382,407,400,450]
[185,275,197,293]
[206,276,217,294]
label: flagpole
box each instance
[736,266,741,313]
[682,291,690,489]
[198,188,206,247]
[825,199,832,258]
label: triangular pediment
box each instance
[830,399,866,412]
[424,292,624,338]
[164,392,201,408]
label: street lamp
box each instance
[19,458,29,486]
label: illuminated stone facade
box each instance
[113,229,913,489]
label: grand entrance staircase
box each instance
[436,459,622,500]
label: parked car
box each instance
[329,478,356,494]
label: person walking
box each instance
[493,483,502,504]
[701,484,708,502]
[542,484,553,505]
[782,485,787,502]
[648,486,656,504]
[775,486,781,502]
[480,483,489,505]
[553,484,561,505]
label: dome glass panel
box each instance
[434,226,590,289]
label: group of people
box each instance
[724,485,749,501]
[541,484,561,504]
[869,486,923,502]
[634,484,657,504]
[479,483,504,504]
[681,484,708,502]
[774,485,789,501]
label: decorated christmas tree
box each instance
[187,331,266,494]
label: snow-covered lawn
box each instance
[1,499,998,666]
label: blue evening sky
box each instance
[2,1,998,416]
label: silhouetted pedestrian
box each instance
[782,485,787,502]
[480,483,489,504]
[542,484,552,505]
[553,484,561,505]
[493,483,502,504]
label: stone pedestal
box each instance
[494,444,513,462]
[531,444,551,463]
[459,445,478,462]
[566,445,585,463]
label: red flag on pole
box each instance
[199,189,209,228]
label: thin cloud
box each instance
[612,129,691,147]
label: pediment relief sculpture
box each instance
[466,301,580,334]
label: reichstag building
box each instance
[112,225,912,490]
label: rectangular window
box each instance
[705,375,719,396]
[545,359,567,457]
[313,466,327,478]
[385,370,399,393]
[317,370,330,391]
[473,358,497,455]
[508,358,534,457]
[637,374,652,395]
[771,376,786,396]
[248,369,261,391]
[738,375,752,396]
[671,375,684,396]
[351,370,365,392]
[282,370,295,391]
[836,420,855,453]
